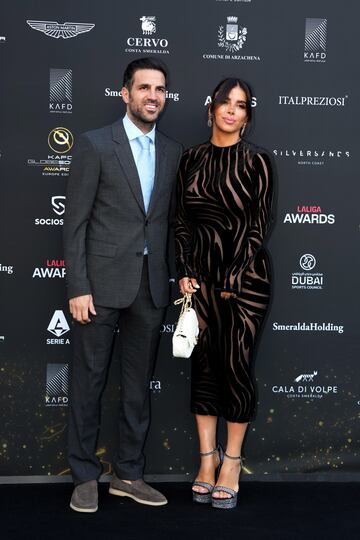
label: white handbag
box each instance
[172,293,199,358]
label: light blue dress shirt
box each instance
[123,114,156,254]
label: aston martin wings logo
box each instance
[26,20,95,39]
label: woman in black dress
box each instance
[175,78,273,509]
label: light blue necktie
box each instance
[136,135,154,214]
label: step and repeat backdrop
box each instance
[0,0,359,481]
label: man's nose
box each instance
[147,88,157,100]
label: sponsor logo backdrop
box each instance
[0,0,359,481]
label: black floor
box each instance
[2,482,360,540]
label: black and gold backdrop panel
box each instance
[0,0,359,481]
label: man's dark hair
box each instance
[122,57,168,89]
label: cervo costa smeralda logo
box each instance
[47,310,70,345]
[50,69,72,114]
[304,18,327,63]
[27,127,73,177]
[291,253,324,290]
[34,196,66,227]
[125,16,169,55]
[273,147,350,166]
[283,205,335,225]
[45,363,69,406]
[203,15,260,62]
[26,20,95,39]
[272,370,338,400]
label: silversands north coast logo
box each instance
[125,16,169,54]
[273,147,350,166]
[27,20,95,39]
[304,18,327,63]
[272,370,338,400]
[45,363,68,406]
[283,206,335,225]
[203,16,260,61]
[291,254,324,290]
[50,69,72,114]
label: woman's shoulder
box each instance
[242,140,273,169]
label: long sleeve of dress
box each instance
[175,152,196,280]
[223,151,273,294]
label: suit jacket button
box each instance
[145,220,149,226]
[136,251,142,257]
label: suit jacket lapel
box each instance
[112,121,145,214]
[148,132,167,215]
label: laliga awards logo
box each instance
[218,16,247,52]
[125,16,169,54]
[272,370,338,400]
[283,205,335,225]
[32,259,65,278]
[26,20,95,39]
[291,254,324,290]
[47,310,70,345]
[50,69,72,114]
[304,18,327,63]
[45,363,69,406]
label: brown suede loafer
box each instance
[109,476,167,506]
[70,480,98,513]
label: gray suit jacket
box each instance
[63,120,183,308]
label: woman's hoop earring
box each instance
[240,122,247,137]
[207,115,213,128]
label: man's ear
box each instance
[121,86,129,104]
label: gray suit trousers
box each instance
[68,259,165,484]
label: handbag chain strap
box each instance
[174,293,193,317]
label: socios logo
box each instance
[299,254,316,271]
[48,127,73,154]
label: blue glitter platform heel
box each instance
[211,452,243,510]
[192,445,223,504]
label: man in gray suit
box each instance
[63,57,182,513]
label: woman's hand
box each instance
[179,277,200,295]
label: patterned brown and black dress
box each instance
[175,140,273,423]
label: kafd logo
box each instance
[47,310,70,345]
[27,20,95,39]
[304,18,327,63]
[291,254,324,290]
[218,16,247,52]
[50,69,72,113]
[45,363,69,406]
